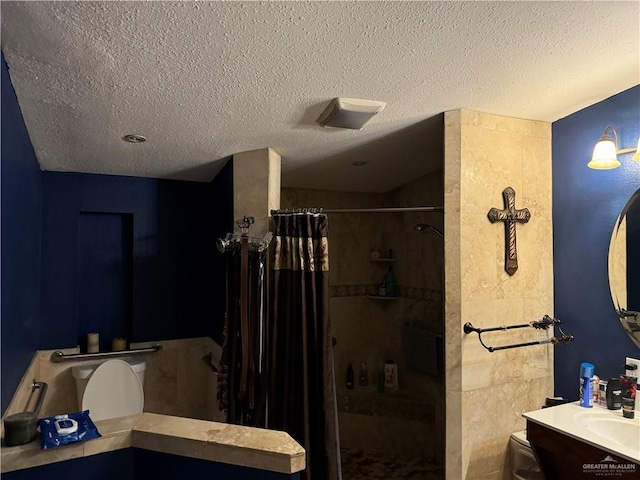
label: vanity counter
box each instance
[523,402,640,464]
[1,412,305,475]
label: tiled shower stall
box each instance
[282,169,445,479]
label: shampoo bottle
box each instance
[384,266,397,297]
[579,362,594,408]
[359,361,368,387]
[384,360,395,388]
[346,363,354,390]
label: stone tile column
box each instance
[444,110,553,480]
[232,147,281,237]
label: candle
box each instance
[87,332,99,353]
[112,337,126,351]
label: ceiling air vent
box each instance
[317,98,386,130]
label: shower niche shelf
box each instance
[369,256,398,299]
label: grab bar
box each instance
[29,380,48,414]
[50,344,162,363]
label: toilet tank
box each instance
[71,357,146,410]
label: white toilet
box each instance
[72,358,146,421]
[510,430,543,480]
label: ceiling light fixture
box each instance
[122,134,147,143]
[587,125,639,170]
[317,98,386,130]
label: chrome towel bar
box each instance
[50,344,162,363]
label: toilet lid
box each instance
[82,359,144,421]
[511,430,530,447]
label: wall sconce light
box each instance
[588,125,640,170]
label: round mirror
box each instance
[609,187,640,349]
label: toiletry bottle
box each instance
[591,374,600,406]
[579,362,594,408]
[620,372,637,419]
[606,377,622,410]
[378,278,386,297]
[598,380,608,407]
[384,360,395,388]
[359,361,368,387]
[621,377,636,419]
[625,363,639,415]
[346,363,354,390]
[384,266,397,297]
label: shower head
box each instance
[414,223,444,238]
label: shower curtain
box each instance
[268,213,341,480]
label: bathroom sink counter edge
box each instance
[523,401,640,464]
[1,412,305,474]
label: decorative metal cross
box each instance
[487,187,531,276]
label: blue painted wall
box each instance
[2,450,134,480]
[1,52,42,413]
[553,85,640,399]
[77,212,133,351]
[39,171,220,350]
[1,50,233,413]
[1,448,300,479]
[133,448,300,479]
[208,158,234,345]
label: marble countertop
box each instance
[1,413,305,474]
[523,402,640,464]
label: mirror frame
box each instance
[608,187,640,349]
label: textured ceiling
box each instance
[2,1,639,192]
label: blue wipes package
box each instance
[38,410,101,449]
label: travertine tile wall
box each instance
[391,171,445,332]
[444,110,553,480]
[282,175,444,462]
[233,147,281,236]
[2,337,223,425]
[132,337,224,422]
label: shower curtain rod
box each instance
[270,206,444,215]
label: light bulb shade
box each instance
[632,137,640,162]
[588,134,620,170]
